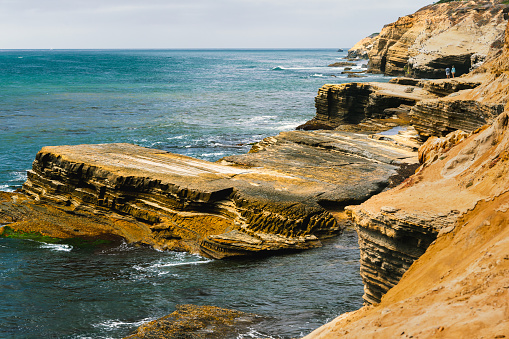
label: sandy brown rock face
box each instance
[304,109,509,338]
[410,97,505,138]
[364,0,508,78]
[304,82,437,130]
[11,131,419,259]
[19,143,336,258]
[409,17,509,139]
[347,33,378,59]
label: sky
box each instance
[0,0,433,49]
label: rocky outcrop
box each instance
[4,129,419,259]
[362,0,508,78]
[410,97,504,137]
[304,109,509,339]
[347,33,379,59]
[302,82,437,130]
[125,305,262,339]
[302,17,509,338]
[409,19,509,138]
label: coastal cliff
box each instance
[304,17,509,339]
[302,81,437,130]
[349,0,508,78]
[305,109,509,339]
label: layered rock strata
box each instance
[304,109,509,339]
[410,97,505,137]
[302,82,437,130]
[302,17,509,338]
[8,131,418,259]
[360,0,508,78]
[410,20,509,138]
[347,33,378,59]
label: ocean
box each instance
[0,49,388,338]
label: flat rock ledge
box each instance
[3,127,419,259]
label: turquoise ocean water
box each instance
[0,49,388,338]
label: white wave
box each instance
[92,317,156,331]
[132,253,211,276]
[270,120,306,131]
[201,152,226,157]
[310,73,325,77]
[237,329,275,339]
[0,184,15,192]
[39,243,73,252]
[9,171,27,182]
[134,259,210,273]
[234,115,277,125]
[167,135,186,140]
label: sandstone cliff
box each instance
[356,0,508,78]
[410,17,509,138]
[304,18,509,336]
[304,108,509,339]
[301,81,438,130]
[347,33,378,59]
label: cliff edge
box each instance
[349,0,508,78]
[304,18,509,339]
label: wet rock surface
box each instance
[124,305,264,339]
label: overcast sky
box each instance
[0,0,433,49]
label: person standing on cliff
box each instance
[451,65,456,78]
[445,67,450,78]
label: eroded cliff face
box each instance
[304,109,509,339]
[410,17,509,138]
[363,0,508,78]
[302,82,437,130]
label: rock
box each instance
[8,129,419,259]
[124,304,263,339]
[347,74,367,78]
[388,77,422,86]
[18,143,338,259]
[349,111,509,304]
[356,1,508,78]
[328,62,356,67]
[420,78,482,97]
[310,82,437,128]
[348,33,379,59]
[410,98,505,138]
[304,109,509,339]
[303,15,509,339]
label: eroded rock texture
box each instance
[304,110,509,339]
[410,98,504,137]
[10,131,418,259]
[363,0,508,78]
[125,304,262,339]
[305,82,437,129]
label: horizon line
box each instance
[0,47,349,51]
